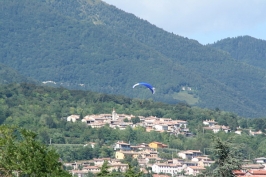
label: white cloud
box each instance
[103,0,266,44]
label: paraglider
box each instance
[132,82,155,94]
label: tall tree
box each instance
[124,164,143,177]
[0,125,71,177]
[209,136,243,177]
[97,160,112,177]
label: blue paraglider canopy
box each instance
[132,82,155,94]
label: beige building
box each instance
[186,166,206,176]
[115,151,140,160]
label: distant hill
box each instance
[0,63,34,84]
[1,0,266,118]
[208,36,266,69]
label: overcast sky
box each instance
[103,0,266,44]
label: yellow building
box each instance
[115,151,140,160]
[148,142,168,149]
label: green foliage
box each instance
[97,161,113,177]
[131,117,141,124]
[1,0,266,117]
[124,164,143,177]
[96,161,142,177]
[209,36,266,70]
[0,63,33,85]
[1,83,266,161]
[0,125,71,177]
[207,136,243,177]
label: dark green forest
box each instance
[1,0,266,118]
[0,63,34,84]
[1,83,266,163]
[0,125,71,176]
[208,36,266,69]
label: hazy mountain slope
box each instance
[0,63,34,84]
[207,36,266,69]
[0,0,198,102]
[1,0,266,117]
[49,0,266,117]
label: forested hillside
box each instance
[1,83,266,162]
[0,63,34,84]
[1,0,266,118]
[208,36,266,69]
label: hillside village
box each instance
[64,110,266,176]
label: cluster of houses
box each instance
[202,119,265,136]
[67,109,190,136]
[65,111,266,176]
[202,119,231,133]
[67,141,266,177]
[233,157,266,176]
[68,111,265,136]
[67,141,209,176]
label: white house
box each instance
[176,120,188,128]
[198,160,215,167]
[153,124,168,132]
[109,163,128,172]
[204,125,230,133]
[185,166,206,176]
[203,120,217,127]
[250,130,264,136]
[152,163,184,176]
[82,166,100,174]
[93,158,111,166]
[191,156,211,162]
[71,170,89,177]
[178,150,202,160]
[67,115,80,122]
[235,130,242,135]
[114,141,131,151]
[254,157,266,164]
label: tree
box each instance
[97,160,112,177]
[0,125,71,177]
[124,164,143,177]
[131,117,140,124]
[88,171,96,177]
[208,136,243,177]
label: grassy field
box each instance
[172,91,199,105]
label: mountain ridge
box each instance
[1,0,266,118]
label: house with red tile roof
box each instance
[152,174,170,177]
[247,169,266,175]
[233,169,266,176]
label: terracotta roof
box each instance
[153,174,170,177]
[238,176,266,177]
[233,170,246,175]
[248,169,266,175]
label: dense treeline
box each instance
[1,0,266,117]
[1,83,266,162]
[0,63,33,84]
[209,36,266,70]
[0,125,71,176]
